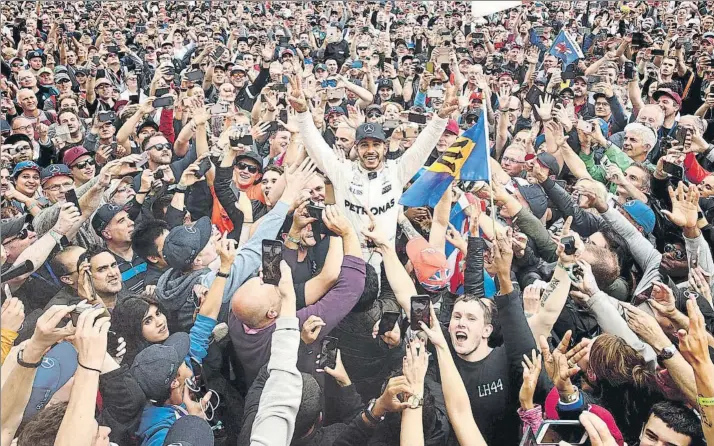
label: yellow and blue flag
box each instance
[400,110,490,208]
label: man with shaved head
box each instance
[228,205,366,385]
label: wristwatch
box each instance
[657,344,677,361]
[17,347,43,369]
[407,394,424,409]
[559,388,580,404]
[364,399,385,425]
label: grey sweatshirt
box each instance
[585,291,657,369]
[250,316,302,446]
[201,200,290,302]
[602,206,662,296]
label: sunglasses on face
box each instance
[3,228,28,244]
[664,243,686,260]
[73,159,96,169]
[235,161,259,173]
[147,142,172,152]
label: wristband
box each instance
[48,229,64,244]
[216,271,229,278]
[699,396,714,407]
[17,347,43,369]
[27,201,39,211]
[176,184,188,192]
[286,234,301,245]
[78,361,102,374]
[137,189,151,194]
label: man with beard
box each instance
[50,246,124,309]
[133,130,198,192]
[572,76,594,119]
[93,204,146,293]
[203,63,228,103]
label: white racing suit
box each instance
[296,111,447,269]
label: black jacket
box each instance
[235,66,270,112]
[98,365,146,446]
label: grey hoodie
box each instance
[156,267,207,333]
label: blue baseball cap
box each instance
[23,342,78,421]
[622,200,655,234]
[12,160,41,178]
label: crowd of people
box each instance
[5,0,714,445]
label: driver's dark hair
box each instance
[648,401,704,446]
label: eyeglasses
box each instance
[664,243,686,260]
[45,182,74,192]
[235,162,259,173]
[3,228,28,244]
[12,124,34,133]
[501,156,524,164]
[147,142,172,152]
[73,159,96,169]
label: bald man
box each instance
[228,205,366,386]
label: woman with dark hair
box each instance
[111,293,169,367]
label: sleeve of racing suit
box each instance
[295,111,347,186]
[395,115,448,185]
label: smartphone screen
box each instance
[378,312,400,336]
[152,96,174,108]
[213,46,225,60]
[194,157,211,178]
[185,70,203,82]
[262,240,283,285]
[408,112,427,125]
[317,336,338,370]
[155,87,170,97]
[624,61,635,80]
[410,295,431,331]
[307,204,323,235]
[536,421,588,445]
[279,109,288,123]
[65,188,82,215]
[129,94,140,105]
[525,86,543,106]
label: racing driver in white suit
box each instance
[289,75,459,267]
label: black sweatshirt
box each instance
[441,288,551,446]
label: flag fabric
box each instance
[400,104,491,208]
[549,29,584,66]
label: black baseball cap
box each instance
[162,216,212,270]
[92,203,126,235]
[355,123,387,144]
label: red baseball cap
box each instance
[62,146,92,167]
[444,119,460,136]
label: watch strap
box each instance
[365,399,384,424]
[17,347,43,369]
[216,271,229,278]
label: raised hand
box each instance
[677,298,712,367]
[323,349,351,387]
[216,232,237,270]
[323,204,352,237]
[437,85,459,119]
[288,74,309,113]
[570,259,600,303]
[534,94,554,121]
[539,331,580,395]
[663,182,699,229]
[1,297,25,333]
[519,349,542,410]
[301,315,326,345]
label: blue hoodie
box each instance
[135,314,216,446]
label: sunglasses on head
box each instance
[74,159,96,169]
[147,142,171,152]
[235,161,259,173]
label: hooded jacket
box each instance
[156,268,208,333]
